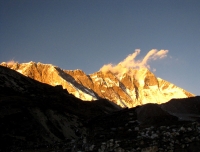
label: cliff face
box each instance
[1,62,98,101]
[0,65,121,151]
[1,62,194,108]
[1,65,200,152]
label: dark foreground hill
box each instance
[0,65,200,151]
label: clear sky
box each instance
[1,0,200,95]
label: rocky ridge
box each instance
[0,65,121,151]
[1,61,99,101]
[0,65,200,151]
[1,61,194,108]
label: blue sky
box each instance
[1,0,200,95]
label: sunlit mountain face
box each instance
[0,65,200,151]
[1,61,194,108]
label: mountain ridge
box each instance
[1,65,200,151]
[1,61,194,108]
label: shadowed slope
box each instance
[1,65,200,151]
[0,66,121,151]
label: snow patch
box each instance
[17,69,23,74]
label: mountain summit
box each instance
[1,61,194,107]
[1,64,200,151]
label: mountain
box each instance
[0,65,121,151]
[1,61,194,108]
[1,65,200,151]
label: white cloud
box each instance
[6,59,18,65]
[100,49,169,75]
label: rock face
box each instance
[1,62,194,108]
[1,65,200,151]
[1,62,99,101]
[0,65,121,151]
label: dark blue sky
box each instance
[1,0,200,95]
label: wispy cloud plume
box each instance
[100,49,168,75]
[6,59,18,65]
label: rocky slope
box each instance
[1,62,194,108]
[0,65,121,151]
[1,65,200,151]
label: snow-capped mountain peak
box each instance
[1,62,194,108]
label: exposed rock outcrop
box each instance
[1,62,194,108]
[0,65,200,151]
